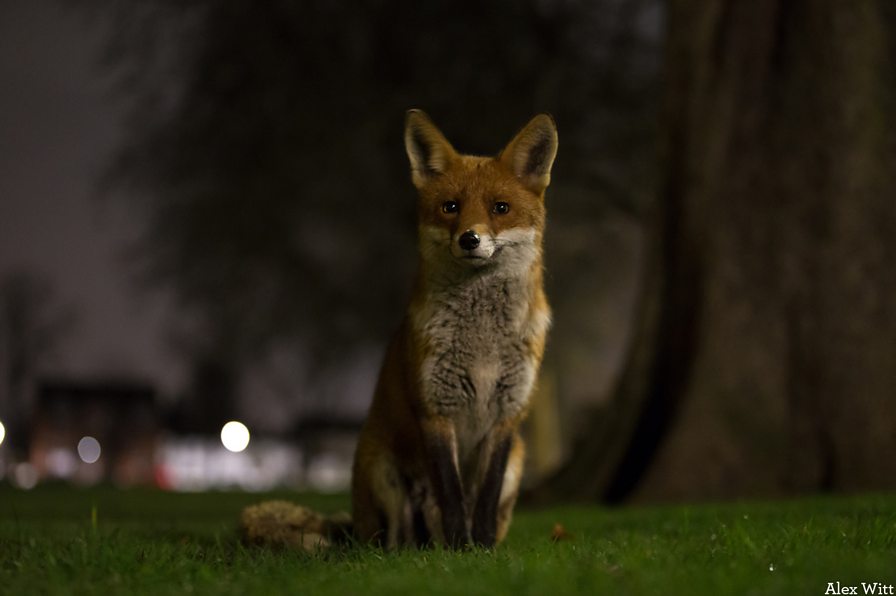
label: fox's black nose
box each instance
[458,230,480,251]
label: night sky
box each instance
[0,2,182,400]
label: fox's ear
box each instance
[499,114,558,195]
[404,110,458,188]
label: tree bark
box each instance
[537,0,896,502]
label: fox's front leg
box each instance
[421,417,470,549]
[471,424,515,547]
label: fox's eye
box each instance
[493,201,510,215]
[441,200,459,214]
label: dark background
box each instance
[0,0,655,461]
[2,0,894,502]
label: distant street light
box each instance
[221,421,250,453]
[0,420,5,447]
[77,436,102,464]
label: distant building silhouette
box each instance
[30,378,159,485]
[291,414,362,491]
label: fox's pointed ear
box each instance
[405,110,458,188]
[499,114,558,195]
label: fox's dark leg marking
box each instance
[407,480,432,547]
[472,435,512,547]
[372,508,388,548]
[425,431,470,549]
[411,503,431,547]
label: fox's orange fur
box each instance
[351,110,558,549]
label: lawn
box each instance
[1,486,895,595]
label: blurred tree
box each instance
[542,0,896,501]
[0,270,79,443]
[83,0,660,427]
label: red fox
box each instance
[351,110,558,548]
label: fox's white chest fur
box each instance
[417,270,538,463]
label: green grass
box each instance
[2,487,895,595]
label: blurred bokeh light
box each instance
[77,436,101,464]
[220,421,250,453]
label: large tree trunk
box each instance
[539,1,896,502]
